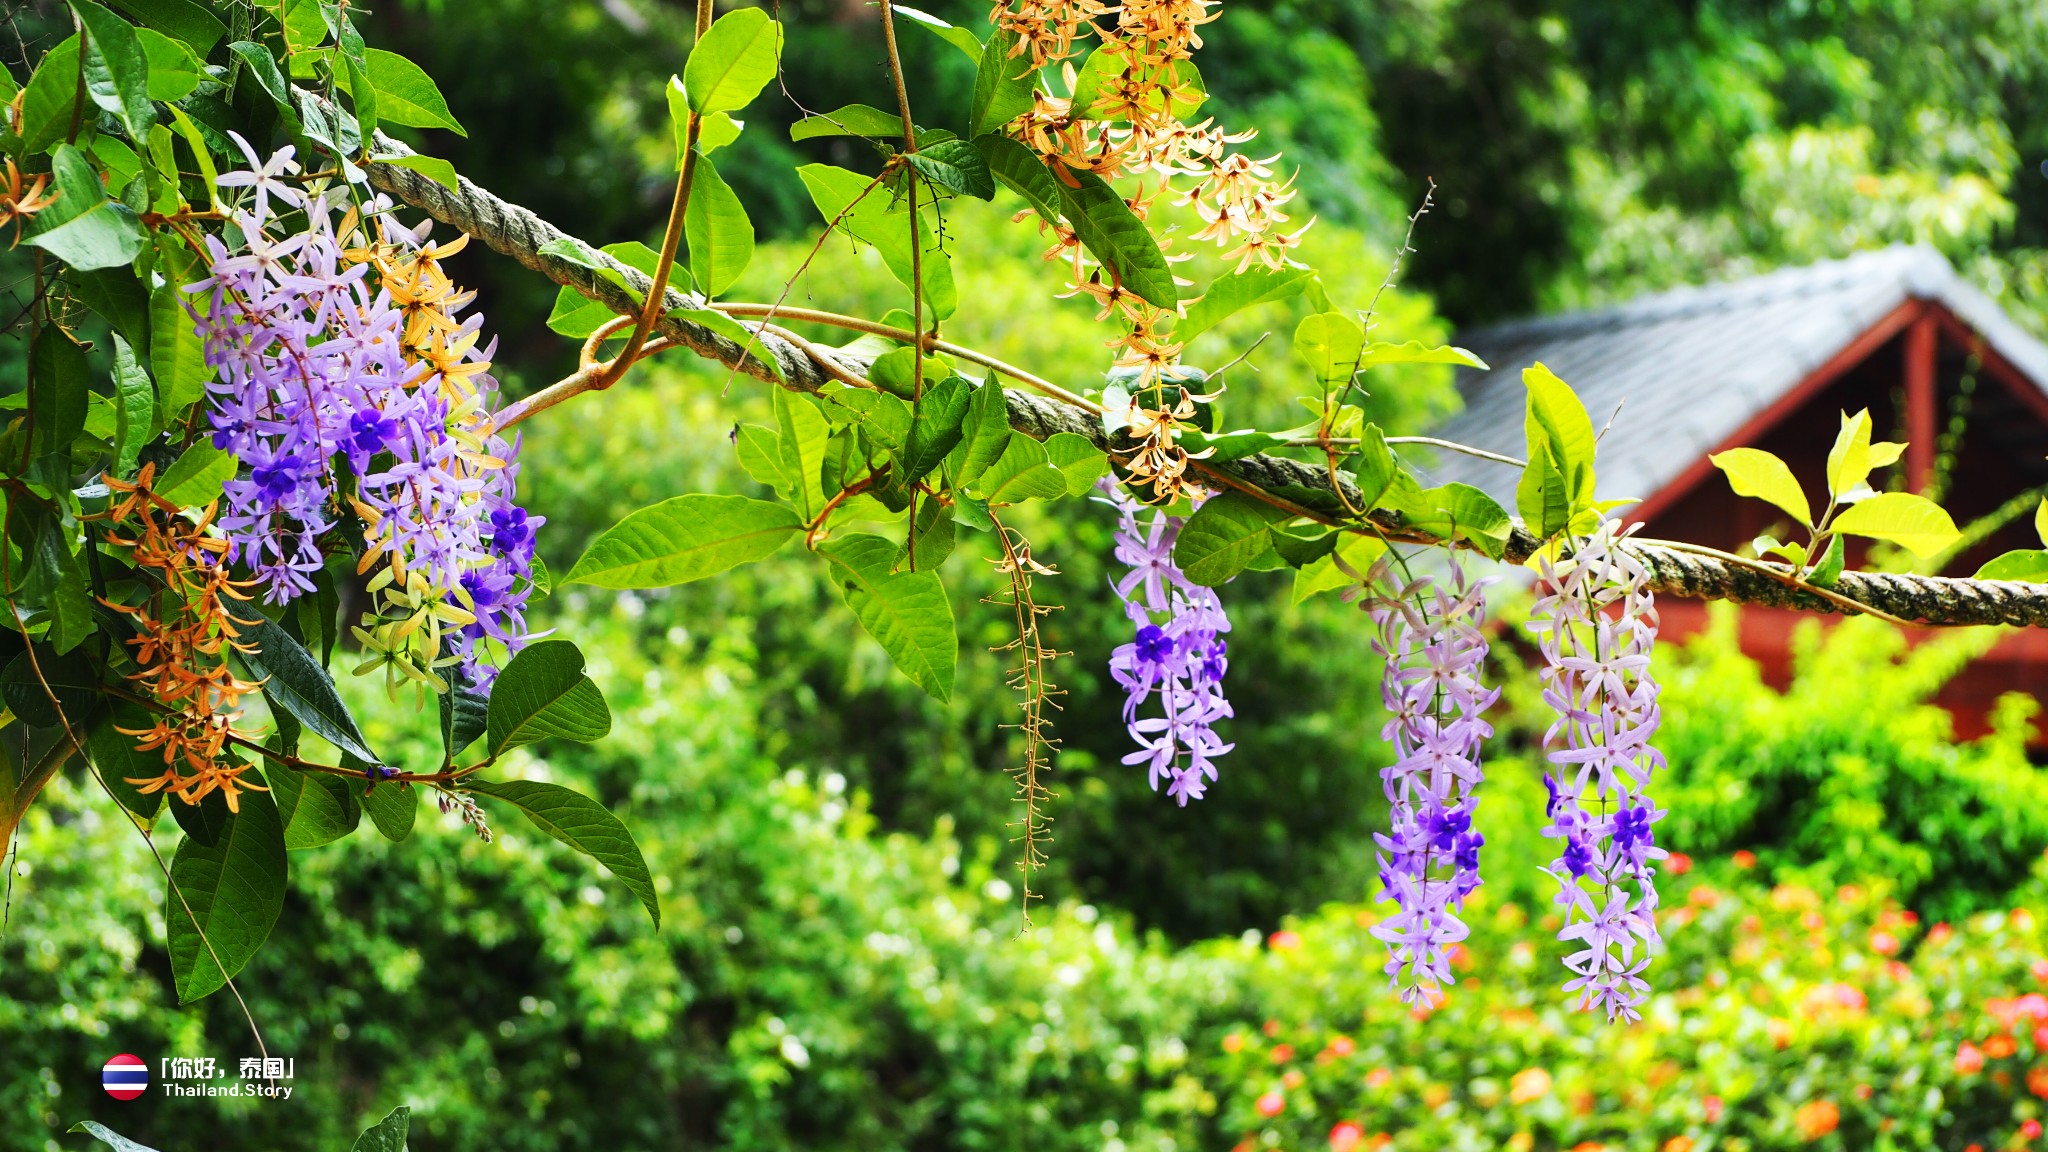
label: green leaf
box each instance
[1054,166,1177,309]
[904,139,995,199]
[1045,432,1109,495]
[467,779,660,927]
[69,1121,164,1152]
[1069,50,1205,121]
[151,281,207,425]
[107,0,225,52]
[945,374,1012,487]
[1826,408,1874,499]
[137,28,203,101]
[975,134,1063,225]
[350,1106,411,1152]
[1352,423,1398,510]
[225,600,382,765]
[1830,491,1961,557]
[156,440,234,506]
[73,0,156,141]
[666,78,743,162]
[1178,427,1281,462]
[1516,363,1598,538]
[269,764,360,850]
[567,493,802,589]
[30,327,88,464]
[27,143,147,271]
[790,102,906,141]
[166,769,286,1003]
[376,152,459,193]
[362,47,466,135]
[166,104,221,209]
[899,375,971,482]
[2,646,98,731]
[1293,312,1366,384]
[898,497,955,571]
[774,388,830,519]
[545,240,658,338]
[334,20,377,141]
[359,777,416,842]
[970,28,1039,137]
[1808,531,1846,587]
[671,307,787,383]
[438,661,490,762]
[736,423,792,492]
[1380,474,1512,558]
[974,434,1067,504]
[1294,533,1387,603]
[228,40,294,115]
[684,154,753,298]
[1357,340,1488,371]
[1175,266,1316,345]
[1709,446,1812,527]
[69,266,151,359]
[87,702,167,826]
[19,36,84,155]
[1174,491,1288,586]
[796,163,957,320]
[1976,549,2048,582]
[684,7,782,117]
[820,535,957,701]
[894,5,983,61]
[109,334,152,476]
[486,640,612,756]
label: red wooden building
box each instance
[1426,245,2048,735]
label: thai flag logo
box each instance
[101,1054,148,1100]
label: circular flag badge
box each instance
[102,1054,148,1100]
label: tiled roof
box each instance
[1419,245,2048,505]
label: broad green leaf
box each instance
[791,103,906,141]
[672,307,787,382]
[87,702,167,826]
[438,660,490,761]
[821,535,957,701]
[666,78,743,160]
[567,493,802,588]
[30,327,88,464]
[137,28,204,101]
[359,777,416,842]
[166,105,221,210]
[899,375,971,482]
[107,0,226,52]
[1830,491,1961,557]
[109,334,153,476]
[376,153,459,192]
[225,600,381,765]
[545,241,658,338]
[684,8,782,116]
[1976,549,2048,582]
[19,36,84,155]
[1175,492,1289,586]
[228,40,294,115]
[946,376,1011,486]
[152,281,208,426]
[467,779,660,926]
[69,266,151,358]
[1808,532,1846,587]
[1357,340,1488,371]
[156,440,234,506]
[970,28,1039,137]
[1045,432,1109,495]
[1069,51,1204,121]
[905,139,995,199]
[736,423,793,492]
[775,389,830,519]
[166,771,286,1002]
[38,530,95,655]
[1054,166,1177,309]
[1517,362,1596,537]
[894,5,983,61]
[1710,446,1811,527]
[1293,312,1366,385]
[869,346,956,399]
[975,134,1063,225]
[70,1121,164,1152]
[27,144,147,271]
[73,0,156,141]
[827,386,913,450]
[974,434,1067,504]
[684,154,753,298]
[899,497,955,571]
[335,20,377,141]
[1826,408,1873,499]
[2,647,98,731]
[485,640,612,756]
[1294,533,1387,603]
[363,47,466,135]
[350,1106,411,1152]
[1176,265,1316,344]
[268,764,360,850]
[1382,474,1513,558]
[1353,423,1398,510]
[797,163,957,320]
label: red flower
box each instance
[1256,1090,1286,1118]
[1668,852,1693,875]
[1269,930,1302,951]
[1330,1121,1365,1152]
[1871,930,1900,956]
[1271,1045,1295,1064]
[1328,1035,1356,1057]
[1222,1033,1245,1054]
[1957,1042,1986,1075]
[1732,850,1757,869]
[1704,1096,1724,1124]
[2024,1119,2043,1141]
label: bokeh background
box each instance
[9,0,2048,1148]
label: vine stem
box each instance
[879,0,928,568]
[1633,536,1918,627]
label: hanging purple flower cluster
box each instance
[190,134,539,687]
[1528,515,1668,1023]
[1360,554,1499,1002]
[1098,478,1234,804]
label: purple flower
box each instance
[1098,479,1234,805]
[1530,516,1669,1024]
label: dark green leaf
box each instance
[899,375,971,482]
[350,1106,411,1152]
[31,326,88,464]
[974,434,1067,504]
[1053,166,1177,309]
[485,639,612,756]
[88,702,167,826]
[820,535,957,701]
[358,775,416,842]
[109,334,153,476]
[1,647,97,730]
[227,41,293,114]
[684,154,753,298]
[905,139,995,199]
[106,0,225,53]
[970,28,1038,137]
[362,48,465,135]
[568,494,803,589]
[893,5,982,60]
[225,600,381,765]
[19,36,84,155]
[467,779,660,926]
[975,134,1063,225]
[166,769,286,1002]
[946,374,1011,486]
[151,281,208,426]
[27,143,147,271]
[438,658,489,761]
[269,763,360,850]
[899,497,956,571]
[72,0,156,141]
[1174,491,1288,586]
[69,267,151,359]
[336,21,377,141]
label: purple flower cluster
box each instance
[1098,479,1234,804]
[1361,555,1499,1002]
[1529,516,1668,1023]
[190,135,539,683]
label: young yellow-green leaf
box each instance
[1830,491,1961,557]
[820,535,957,701]
[137,27,204,101]
[974,434,1067,504]
[1516,362,1597,537]
[1045,432,1109,495]
[2035,497,2048,548]
[485,640,612,756]
[790,102,905,141]
[970,27,1038,137]
[685,8,782,117]
[1826,409,1874,499]
[684,154,753,298]
[775,389,830,518]
[1976,549,2048,583]
[1710,446,1812,527]
[1054,166,1177,310]
[70,1121,163,1152]
[567,494,803,588]
[467,779,659,927]
[376,153,459,193]
[1293,532,1386,603]
[27,144,147,271]
[363,48,466,135]
[1175,265,1317,345]
[1357,340,1488,371]
[546,241,659,338]
[1175,491,1289,586]
[666,77,743,162]
[166,772,286,1003]
[1293,312,1366,385]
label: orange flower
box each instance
[1663,1138,1695,1152]
[1254,1089,1284,1117]
[1732,850,1757,869]
[2026,1065,2048,1099]
[1794,1100,1840,1141]
[1958,1042,1986,1074]
[1509,1068,1552,1105]
[1986,1034,2019,1060]
[1328,1122,1364,1152]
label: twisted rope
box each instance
[361,138,2048,630]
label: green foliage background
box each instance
[6,0,2048,1148]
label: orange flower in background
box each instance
[1871,930,1900,955]
[1282,1070,1305,1089]
[1269,929,1301,951]
[1325,1035,1355,1059]
[1986,1033,2019,1060]
[1328,1121,1364,1152]
[1958,1041,1986,1074]
[1704,1096,1724,1123]
[1269,1044,1295,1064]
[2027,1065,2048,1098]
[1663,1138,1695,1152]
[2025,1119,2044,1141]
[1569,1143,1609,1152]
[1794,1100,1840,1141]
[1221,1032,1244,1053]
[1509,1068,1552,1105]
[1254,1089,1284,1117]
[1732,850,1757,869]
[1364,1067,1392,1089]
[1667,852,1693,874]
